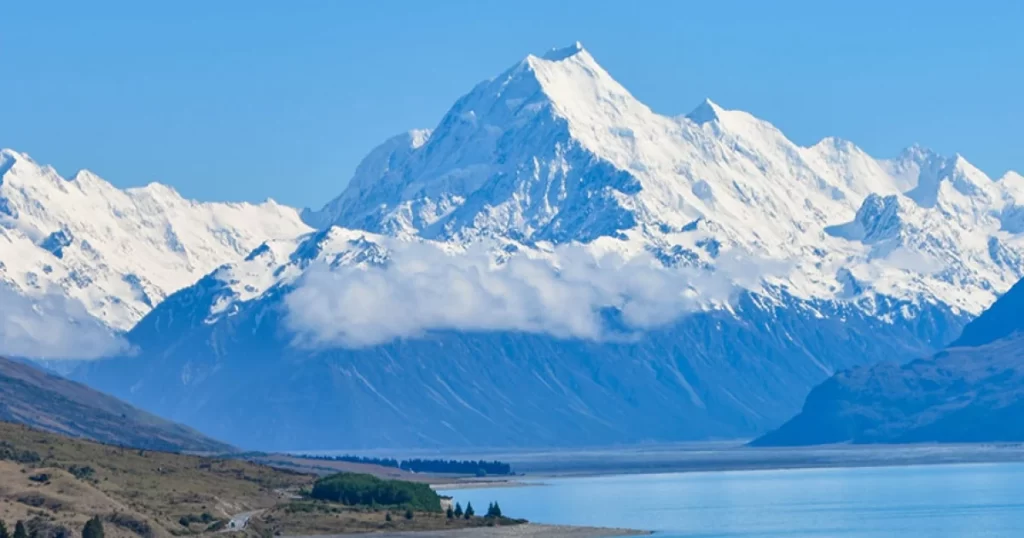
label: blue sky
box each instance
[2,0,1021,208]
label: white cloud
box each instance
[283,242,779,348]
[0,284,128,359]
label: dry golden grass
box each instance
[0,421,312,538]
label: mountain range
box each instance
[3,43,1023,449]
[754,278,1024,445]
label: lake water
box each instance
[439,463,1024,537]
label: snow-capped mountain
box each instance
[306,42,1023,316]
[0,149,311,356]
[73,43,1022,450]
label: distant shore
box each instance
[286,523,651,538]
[429,441,1024,487]
[428,479,533,490]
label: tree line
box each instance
[445,501,504,519]
[301,454,513,475]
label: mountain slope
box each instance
[0,149,311,357]
[0,355,231,452]
[753,278,1024,446]
[74,230,963,450]
[75,43,1021,450]
[951,278,1024,347]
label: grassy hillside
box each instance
[0,422,526,537]
[0,356,230,453]
[0,421,310,538]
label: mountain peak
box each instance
[69,169,102,184]
[686,98,725,124]
[1001,170,1024,184]
[541,41,586,61]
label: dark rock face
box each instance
[73,286,964,451]
[754,279,1024,447]
[951,278,1024,348]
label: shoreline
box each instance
[285,523,652,537]
[429,479,537,490]
[430,442,1024,490]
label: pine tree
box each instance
[446,506,454,519]
[82,517,104,538]
[0,521,10,538]
[13,521,27,538]
[486,501,502,518]
[404,509,414,520]
[453,503,463,518]
[385,512,392,522]
[464,502,475,519]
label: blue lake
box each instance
[440,463,1024,537]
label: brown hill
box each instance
[0,357,230,453]
[0,420,311,538]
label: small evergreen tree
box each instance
[446,506,454,519]
[464,502,475,519]
[486,501,502,518]
[0,521,10,538]
[385,512,392,522]
[453,503,463,518]
[82,516,104,538]
[404,509,414,520]
[13,521,27,538]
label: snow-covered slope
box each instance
[306,42,1024,317]
[0,149,311,338]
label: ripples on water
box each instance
[440,463,1024,537]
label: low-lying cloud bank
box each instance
[283,242,778,348]
[0,285,127,360]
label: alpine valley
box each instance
[5,43,1023,450]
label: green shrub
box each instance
[310,473,441,512]
[82,516,104,538]
[104,513,152,538]
[68,466,95,480]
[0,442,41,464]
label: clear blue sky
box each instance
[2,0,1022,208]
